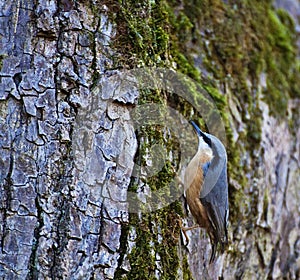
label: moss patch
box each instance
[128,204,182,280]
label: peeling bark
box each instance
[0,1,133,278]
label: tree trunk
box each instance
[0,0,299,279]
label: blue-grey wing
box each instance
[200,162,229,244]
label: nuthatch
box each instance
[185,121,229,263]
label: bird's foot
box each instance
[179,220,200,246]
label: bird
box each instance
[184,121,229,263]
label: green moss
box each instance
[109,0,172,67]
[267,9,294,53]
[262,9,298,117]
[126,214,156,280]
[115,204,183,280]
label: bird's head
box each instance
[190,121,211,147]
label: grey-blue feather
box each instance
[201,163,228,240]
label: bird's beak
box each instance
[190,121,202,137]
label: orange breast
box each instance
[185,151,212,228]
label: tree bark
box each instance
[0,0,299,279]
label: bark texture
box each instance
[0,0,299,280]
[0,1,134,278]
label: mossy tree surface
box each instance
[109,0,300,279]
